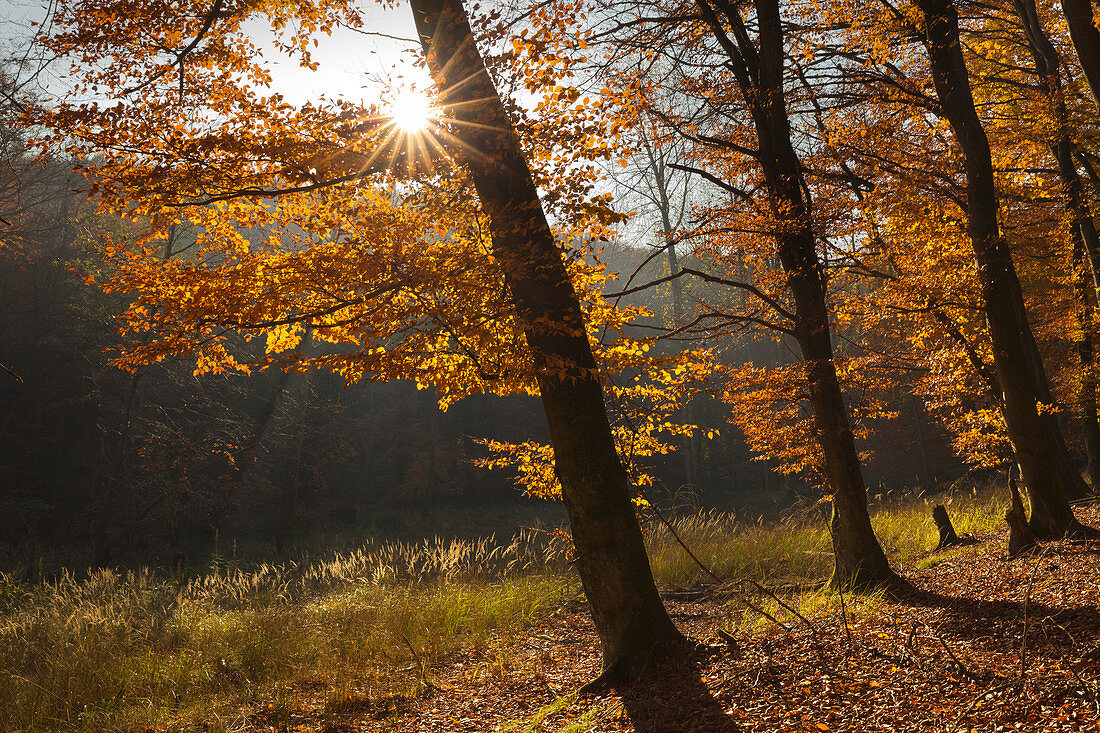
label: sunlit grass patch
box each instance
[723,582,889,635]
[498,693,577,733]
[870,485,1008,558]
[0,533,573,733]
[498,693,615,733]
[644,510,832,589]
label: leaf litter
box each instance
[243,505,1100,732]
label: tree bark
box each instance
[932,505,961,549]
[1060,0,1100,112]
[696,0,894,587]
[1007,476,1038,557]
[932,504,978,550]
[409,0,682,679]
[915,0,1091,537]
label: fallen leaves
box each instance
[230,505,1100,732]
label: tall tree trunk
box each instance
[90,369,143,567]
[1071,236,1100,485]
[1014,0,1100,485]
[409,0,682,681]
[915,0,1091,536]
[1060,0,1100,111]
[647,137,699,486]
[911,397,934,487]
[696,0,893,587]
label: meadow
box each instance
[0,487,1010,732]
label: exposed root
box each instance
[828,567,903,595]
[1067,522,1100,541]
[577,658,628,696]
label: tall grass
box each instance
[869,485,1009,558]
[1,489,1009,732]
[644,485,1008,589]
[644,511,832,589]
[1,530,574,733]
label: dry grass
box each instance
[0,530,574,732]
[0,488,1010,732]
[644,484,1008,590]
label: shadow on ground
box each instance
[612,646,739,733]
[889,566,1100,657]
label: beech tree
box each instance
[515,0,895,586]
[911,0,1094,537]
[407,0,682,681]
[1010,0,1100,482]
[689,0,893,587]
[1060,0,1100,111]
[35,0,685,681]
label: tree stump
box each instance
[932,505,979,551]
[1007,476,1038,558]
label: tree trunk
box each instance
[932,505,960,550]
[1060,0,1100,112]
[1007,476,1038,557]
[646,134,699,487]
[932,505,978,550]
[911,397,934,487]
[409,0,682,680]
[696,0,894,587]
[915,0,1090,537]
[1069,223,1100,486]
[1013,0,1100,487]
[91,369,143,567]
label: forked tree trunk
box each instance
[916,0,1092,538]
[646,134,699,486]
[695,0,894,588]
[409,0,682,681]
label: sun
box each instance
[390,89,434,132]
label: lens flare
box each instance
[390,89,432,132]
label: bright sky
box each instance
[0,0,432,106]
[245,4,432,106]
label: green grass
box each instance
[498,694,577,732]
[498,694,616,733]
[0,488,1010,732]
[643,510,832,589]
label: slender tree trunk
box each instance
[696,0,893,587]
[91,369,143,567]
[409,0,682,680]
[915,0,1091,537]
[911,397,934,487]
[1060,0,1100,111]
[1071,237,1100,485]
[650,146,699,486]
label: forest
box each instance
[2,0,1100,730]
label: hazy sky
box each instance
[247,4,431,105]
[0,0,431,106]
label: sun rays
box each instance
[390,88,434,132]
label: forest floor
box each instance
[264,504,1100,733]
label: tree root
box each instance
[578,659,629,696]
